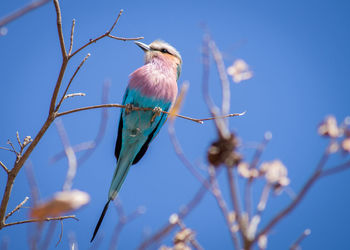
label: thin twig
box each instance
[290,229,311,250]
[245,132,272,218]
[209,165,241,249]
[0,0,50,27]
[109,200,144,250]
[24,162,40,207]
[320,159,350,178]
[5,196,29,220]
[53,0,67,58]
[0,161,9,174]
[2,215,77,227]
[55,53,91,112]
[253,150,330,244]
[138,180,209,250]
[108,35,144,41]
[51,82,110,164]
[69,10,143,58]
[68,19,75,56]
[56,220,64,247]
[40,221,57,250]
[16,131,22,148]
[208,39,230,117]
[63,92,86,100]
[0,147,15,153]
[201,34,231,140]
[54,119,77,191]
[57,103,242,124]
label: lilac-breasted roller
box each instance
[91,40,182,241]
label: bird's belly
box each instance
[122,89,170,142]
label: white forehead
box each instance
[149,40,182,63]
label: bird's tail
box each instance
[108,151,134,200]
[90,199,111,242]
[91,149,135,242]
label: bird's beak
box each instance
[134,41,150,52]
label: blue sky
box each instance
[1,0,350,249]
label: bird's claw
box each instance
[151,107,162,123]
[125,104,134,114]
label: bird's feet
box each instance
[151,107,163,123]
[124,103,134,115]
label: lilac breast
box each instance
[128,59,178,103]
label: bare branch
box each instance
[5,196,29,220]
[254,150,330,244]
[55,53,91,112]
[208,39,230,117]
[57,103,241,124]
[52,0,67,59]
[0,161,9,174]
[54,119,77,191]
[0,0,50,28]
[16,131,22,148]
[107,35,144,41]
[138,180,209,250]
[245,132,272,218]
[63,92,86,100]
[68,19,75,56]
[109,200,144,250]
[2,215,77,228]
[69,10,143,58]
[290,229,311,250]
[56,220,64,247]
[320,159,350,178]
[209,166,241,249]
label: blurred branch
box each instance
[51,81,110,165]
[245,133,271,218]
[54,119,78,191]
[290,229,311,250]
[0,0,50,28]
[253,150,330,244]
[138,180,209,250]
[109,199,145,250]
[209,166,241,249]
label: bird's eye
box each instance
[160,48,169,53]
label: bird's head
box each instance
[135,40,182,79]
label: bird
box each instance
[91,40,182,242]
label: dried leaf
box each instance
[30,189,90,219]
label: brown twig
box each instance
[5,196,29,220]
[253,150,330,244]
[54,119,78,191]
[245,132,272,218]
[0,0,140,229]
[68,19,75,56]
[2,215,77,228]
[69,10,143,59]
[0,0,50,28]
[208,39,230,117]
[109,199,145,250]
[209,165,241,249]
[56,220,64,247]
[138,180,209,250]
[0,161,9,174]
[290,228,311,250]
[40,221,57,250]
[55,53,91,112]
